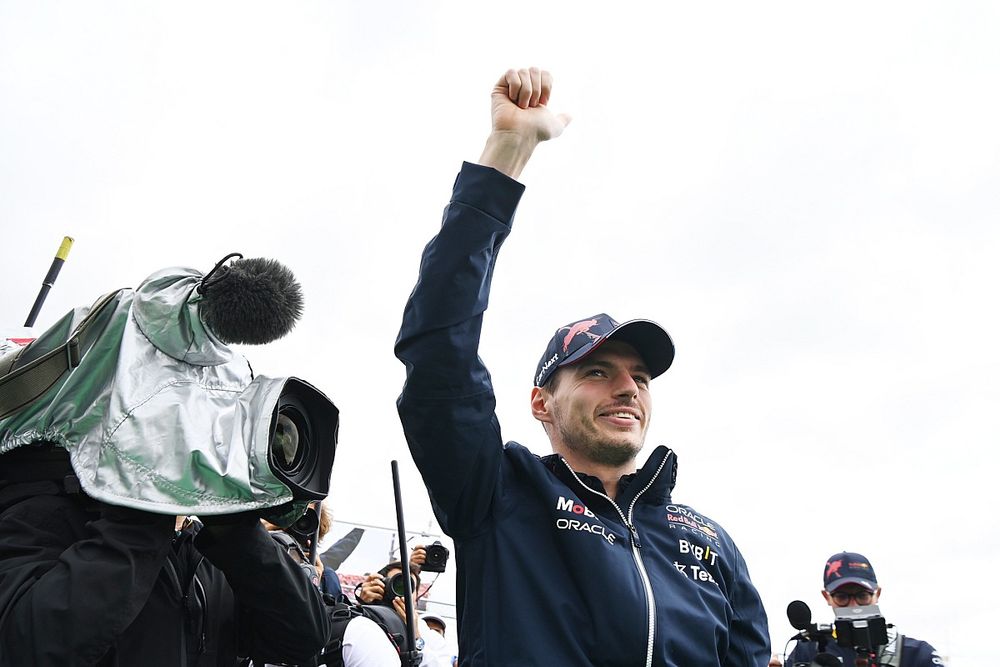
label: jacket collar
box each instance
[543,445,677,507]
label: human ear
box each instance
[530,386,554,424]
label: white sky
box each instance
[2,2,998,664]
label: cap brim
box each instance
[608,320,675,378]
[826,577,877,593]
[560,319,675,378]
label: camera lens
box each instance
[271,406,307,473]
[390,574,408,597]
[384,573,419,601]
[273,413,299,469]
[287,506,319,545]
[293,507,319,535]
[266,379,338,502]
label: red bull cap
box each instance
[823,551,878,592]
[534,313,675,387]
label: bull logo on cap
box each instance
[559,318,610,353]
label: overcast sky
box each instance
[2,2,998,663]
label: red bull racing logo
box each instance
[558,318,606,353]
[666,504,720,543]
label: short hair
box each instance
[317,503,333,542]
[539,366,564,391]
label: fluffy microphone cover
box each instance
[199,257,303,345]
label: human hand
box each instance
[490,67,570,143]
[767,655,783,667]
[479,67,570,179]
[410,544,427,568]
[391,597,422,639]
[358,572,385,604]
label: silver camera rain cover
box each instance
[0,266,332,516]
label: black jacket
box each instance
[0,473,331,666]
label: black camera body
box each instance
[832,604,888,652]
[784,600,890,666]
[421,541,449,573]
[286,505,319,546]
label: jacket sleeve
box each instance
[0,490,175,666]
[395,162,526,538]
[722,546,772,666]
[194,518,332,664]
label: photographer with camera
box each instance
[355,554,452,667]
[394,66,770,666]
[771,552,943,667]
[0,257,339,665]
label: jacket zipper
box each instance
[167,541,209,658]
[561,453,671,667]
[192,561,208,654]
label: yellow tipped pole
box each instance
[24,236,74,327]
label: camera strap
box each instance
[880,631,903,667]
[0,289,122,420]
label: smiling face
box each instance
[531,340,652,468]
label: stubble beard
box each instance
[557,416,643,468]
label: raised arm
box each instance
[395,68,567,537]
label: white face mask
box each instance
[0,266,337,521]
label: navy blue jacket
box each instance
[785,630,944,666]
[395,163,770,666]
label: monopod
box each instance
[391,460,422,667]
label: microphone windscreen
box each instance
[787,600,813,630]
[199,257,303,345]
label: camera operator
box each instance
[356,557,453,667]
[771,552,944,667]
[417,615,456,667]
[0,256,343,666]
[0,443,331,666]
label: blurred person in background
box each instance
[771,552,944,667]
[357,555,453,667]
